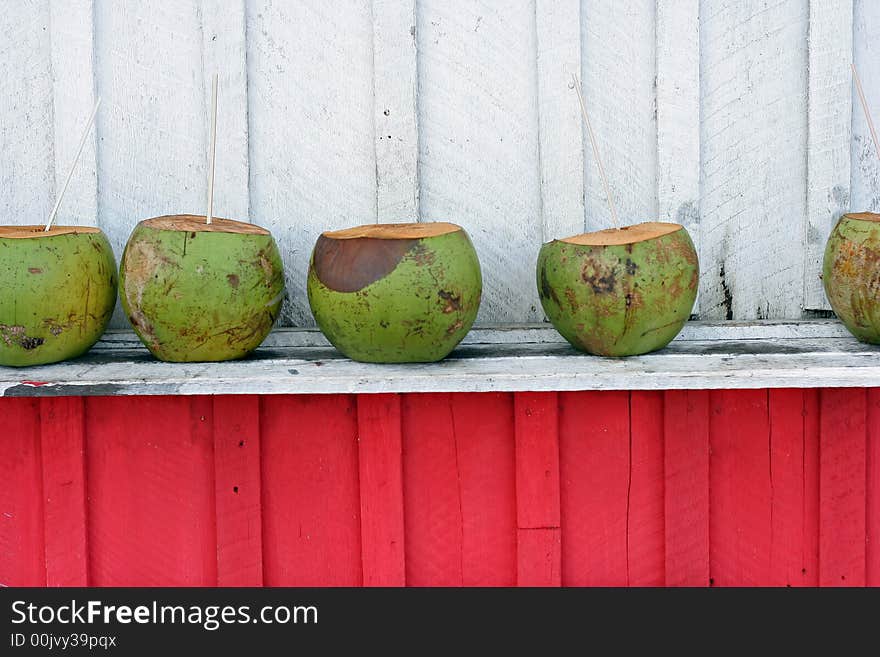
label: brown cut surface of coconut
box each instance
[845,212,880,222]
[0,225,103,239]
[312,234,418,293]
[559,221,683,246]
[322,222,461,240]
[142,214,270,235]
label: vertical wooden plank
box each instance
[417,1,543,323]
[709,389,772,586]
[628,390,665,586]
[768,389,817,586]
[559,390,629,586]
[819,388,867,586]
[452,393,517,586]
[803,389,821,586]
[0,0,55,225]
[86,396,217,586]
[401,393,463,586]
[867,388,880,587]
[580,0,656,230]
[48,0,99,226]
[93,1,207,260]
[213,395,262,587]
[260,394,362,586]
[656,0,700,314]
[0,399,45,587]
[700,1,808,319]
[372,0,420,222]
[246,1,376,326]
[403,392,516,586]
[803,0,853,310]
[39,397,88,586]
[852,1,880,214]
[865,388,880,586]
[357,393,406,586]
[200,0,251,221]
[663,390,710,586]
[514,391,561,586]
[534,0,585,242]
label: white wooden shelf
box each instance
[1,320,877,397]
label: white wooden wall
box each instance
[1,0,878,327]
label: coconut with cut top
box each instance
[0,225,117,366]
[537,221,698,356]
[119,214,284,362]
[822,212,880,343]
[307,222,482,363]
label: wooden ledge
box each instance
[1,320,876,397]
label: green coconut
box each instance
[0,225,117,367]
[119,214,284,362]
[307,222,482,363]
[822,212,880,343]
[537,221,698,357]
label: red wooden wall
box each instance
[1,389,878,587]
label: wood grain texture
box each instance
[0,399,45,586]
[581,0,656,230]
[417,0,543,323]
[260,394,362,586]
[246,0,376,326]
[0,0,55,226]
[628,390,664,586]
[559,390,630,586]
[700,0,808,320]
[656,0,701,313]
[818,387,867,586]
[48,0,99,227]
[85,396,218,586]
[868,388,880,586]
[852,0,880,215]
[39,397,89,586]
[535,0,585,242]
[803,0,853,310]
[372,0,419,222]
[709,389,772,586]
[213,395,263,586]
[357,393,406,586]
[663,390,710,586]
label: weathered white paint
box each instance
[1,1,879,328]
[372,0,420,222]
[700,0,809,320]
[3,321,877,396]
[852,0,880,214]
[804,0,853,311]
[535,0,585,242]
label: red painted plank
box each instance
[402,393,516,586]
[663,390,710,586]
[402,393,464,586]
[357,393,406,586]
[0,398,45,586]
[39,397,88,586]
[514,391,560,586]
[213,395,263,586]
[709,389,772,586]
[767,389,817,586]
[261,394,362,586]
[869,389,880,587]
[517,528,561,587]
[819,388,867,586]
[803,389,821,586]
[86,396,217,586]
[559,390,630,586]
[628,390,664,586]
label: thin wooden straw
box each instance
[206,73,218,225]
[852,63,880,163]
[571,74,619,229]
[45,98,101,231]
